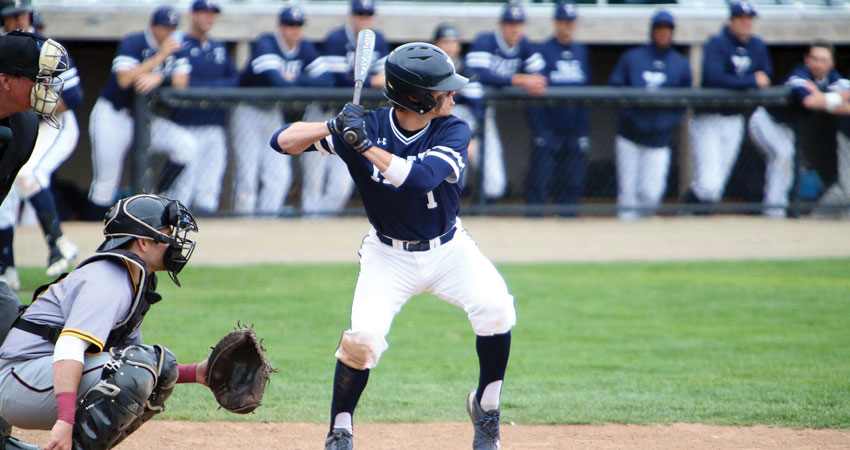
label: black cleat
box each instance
[466,389,501,450]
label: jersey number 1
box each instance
[426,191,437,209]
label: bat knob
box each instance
[343,129,357,144]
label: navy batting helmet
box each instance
[383,42,468,115]
[98,194,198,286]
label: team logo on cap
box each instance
[292,8,302,20]
[509,6,521,18]
[362,0,372,8]
[169,11,178,23]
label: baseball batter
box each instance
[526,1,591,215]
[300,0,389,216]
[165,0,238,214]
[748,41,850,218]
[466,1,547,201]
[272,43,516,450]
[0,194,209,450]
[685,0,772,210]
[0,0,80,288]
[609,10,692,221]
[230,5,332,216]
[87,6,198,219]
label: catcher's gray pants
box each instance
[0,353,112,429]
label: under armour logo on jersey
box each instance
[376,137,387,146]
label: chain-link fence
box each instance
[130,86,850,218]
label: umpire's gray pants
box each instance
[0,353,112,430]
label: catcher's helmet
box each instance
[98,194,198,286]
[383,42,468,115]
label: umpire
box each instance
[0,29,69,448]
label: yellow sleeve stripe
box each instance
[60,329,105,352]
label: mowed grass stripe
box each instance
[15,259,850,428]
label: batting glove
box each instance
[344,123,372,153]
[326,103,365,135]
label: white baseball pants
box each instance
[229,105,292,215]
[748,107,795,218]
[615,135,671,221]
[688,113,745,202]
[335,219,516,371]
[88,98,199,207]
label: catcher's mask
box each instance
[98,194,198,286]
[0,30,69,128]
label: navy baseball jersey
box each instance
[323,25,389,88]
[771,64,848,125]
[526,37,591,142]
[284,108,470,240]
[609,44,692,147]
[701,26,772,89]
[238,32,333,88]
[99,29,192,111]
[57,53,83,111]
[171,36,239,126]
[465,31,545,87]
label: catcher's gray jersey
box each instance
[0,259,140,361]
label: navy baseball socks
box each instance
[326,360,369,449]
[467,331,511,450]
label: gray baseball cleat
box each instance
[324,428,353,450]
[466,389,501,450]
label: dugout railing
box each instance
[131,85,849,218]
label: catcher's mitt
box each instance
[207,323,276,414]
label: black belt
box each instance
[377,227,457,252]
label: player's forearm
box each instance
[53,360,83,394]
[115,57,165,89]
[273,122,330,155]
[53,359,83,425]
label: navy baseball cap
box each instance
[279,6,305,26]
[501,2,525,23]
[555,1,578,21]
[191,0,221,13]
[729,1,757,17]
[433,23,460,42]
[0,0,33,19]
[351,0,375,15]
[151,7,180,27]
[651,10,675,28]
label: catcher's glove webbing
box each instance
[207,323,276,414]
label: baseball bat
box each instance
[343,29,376,145]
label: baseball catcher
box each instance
[0,194,273,449]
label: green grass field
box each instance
[17,258,850,428]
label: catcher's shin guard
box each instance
[73,344,177,450]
